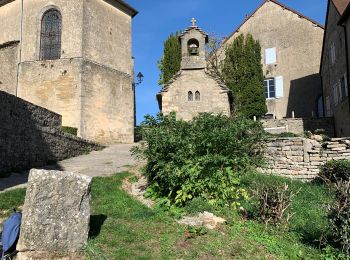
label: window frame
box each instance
[39,8,62,61]
[264,78,276,99]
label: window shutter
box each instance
[275,76,284,98]
[265,48,276,65]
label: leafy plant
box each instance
[318,160,350,184]
[184,226,208,240]
[131,113,266,206]
[327,181,350,255]
[252,183,298,227]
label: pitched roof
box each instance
[179,26,209,43]
[157,70,231,95]
[223,0,324,45]
[332,0,350,15]
[114,0,138,17]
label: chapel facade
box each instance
[0,0,137,144]
[157,19,232,121]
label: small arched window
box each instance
[188,91,193,101]
[195,91,200,101]
[40,9,62,60]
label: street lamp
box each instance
[133,72,144,139]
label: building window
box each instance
[195,91,200,101]
[188,91,193,101]
[264,78,275,99]
[265,47,276,65]
[40,9,62,60]
[341,74,348,98]
[330,42,336,65]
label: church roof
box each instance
[223,0,324,45]
[114,0,138,17]
[179,25,209,43]
[157,70,231,95]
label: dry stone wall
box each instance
[0,90,102,173]
[262,137,350,180]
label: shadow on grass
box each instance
[89,214,107,239]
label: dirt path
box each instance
[0,144,140,193]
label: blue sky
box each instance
[127,0,328,124]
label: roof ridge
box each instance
[222,0,324,45]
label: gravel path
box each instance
[0,144,139,193]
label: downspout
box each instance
[15,0,24,97]
[341,24,350,113]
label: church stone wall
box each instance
[0,42,18,95]
[18,59,82,131]
[82,0,133,75]
[80,60,134,144]
[161,70,231,121]
[20,0,84,61]
[222,1,324,119]
[0,0,20,45]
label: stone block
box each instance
[17,169,92,254]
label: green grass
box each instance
[0,188,26,218]
[0,173,334,259]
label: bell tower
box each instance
[179,18,209,70]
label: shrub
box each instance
[252,183,298,227]
[131,113,266,206]
[327,181,350,255]
[318,160,350,184]
[61,126,78,136]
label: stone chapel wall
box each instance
[0,41,18,95]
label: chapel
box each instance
[157,19,233,121]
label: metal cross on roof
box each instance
[191,17,197,26]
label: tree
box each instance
[222,33,267,118]
[158,32,182,86]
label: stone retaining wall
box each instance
[262,137,350,180]
[261,118,335,137]
[0,91,102,173]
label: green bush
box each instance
[131,113,266,206]
[61,126,78,136]
[327,181,350,255]
[318,160,350,184]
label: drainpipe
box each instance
[15,0,24,97]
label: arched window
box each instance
[188,38,199,56]
[188,91,193,101]
[40,9,62,60]
[195,91,200,101]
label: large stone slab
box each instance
[17,169,92,254]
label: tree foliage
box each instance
[222,33,267,118]
[158,32,182,85]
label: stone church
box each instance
[157,19,232,121]
[0,0,137,144]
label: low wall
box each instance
[261,118,335,137]
[261,137,350,180]
[0,91,102,173]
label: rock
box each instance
[177,211,226,230]
[311,135,323,142]
[17,169,92,255]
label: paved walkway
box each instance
[0,144,139,193]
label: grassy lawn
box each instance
[0,173,334,259]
